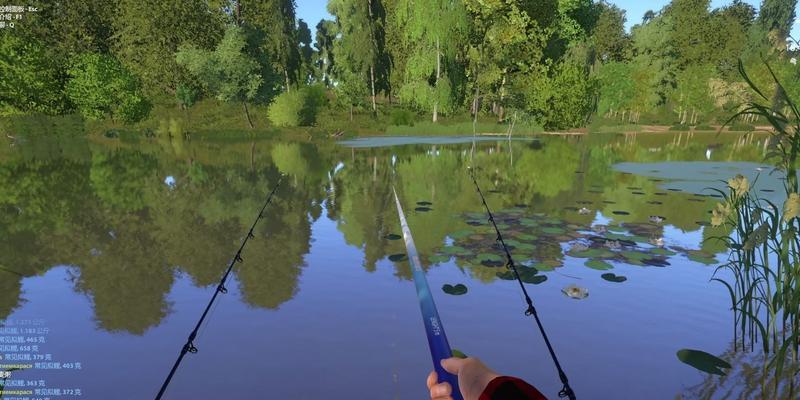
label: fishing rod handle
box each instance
[432,359,463,400]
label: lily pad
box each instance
[449,230,473,239]
[477,253,503,262]
[443,246,469,255]
[415,207,432,212]
[466,220,484,226]
[621,251,650,261]
[612,210,630,215]
[562,284,589,300]
[442,284,468,296]
[569,248,616,259]
[676,349,731,376]
[541,227,566,235]
[520,218,538,227]
[531,262,555,272]
[585,259,614,270]
[687,252,718,265]
[417,201,433,206]
[650,248,677,256]
[384,233,402,240]
[601,273,627,283]
[642,258,670,267]
[389,253,408,262]
[516,233,538,241]
[428,255,451,264]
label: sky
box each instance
[295,0,799,38]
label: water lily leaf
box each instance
[676,349,731,375]
[522,274,548,284]
[428,255,451,264]
[466,220,484,226]
[650,248,677,256]
[477,253,503,262]
[384,234,402,240]
[542,227,566,235]
[687,252,718,265]
[481,259,505,267]
[389,254,408,262]
[612,210,630,215]
[516,233,538,241]
[642,258,670,267]
[621,251,650,261]
[443,246,469,255]
[601,273,627,283]
[496,270,516,280]
[585,260,613,270]
[569,248,616,259]
[442,284,468,296]
[449,230,473,239]
[531,262,555,272]
[415,207,432,212]
[417,201,433,206]
[520,218,539,227]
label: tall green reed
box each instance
[711,59,800,394]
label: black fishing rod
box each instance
[467,167,576,400]
[155,175,284,400]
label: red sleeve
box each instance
[478,376,548,400]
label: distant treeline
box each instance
[0,0,797,130]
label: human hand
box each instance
[426,357,501,400]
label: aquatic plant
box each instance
[709,60,800,392]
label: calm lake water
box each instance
[0,132,779,399]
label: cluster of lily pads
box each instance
[384,199,720,299]
[430,208,717,296]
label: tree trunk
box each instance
[497,74,506,122]
[350,104,353,121]
[243,101,254,129]
[284,70,290,93]
[370,64,377,114]
[433,37,440,123]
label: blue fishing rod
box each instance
[392,187,463,400]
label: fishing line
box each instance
[154,175,283,400]
[467,167,577,400]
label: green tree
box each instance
[758,0,797,46]
[670,64,717,125]
[241,0,302,91]
[522,61,597,129]
[113,0,223,94]
[329,0,390,113]
[464,0,557,122]
[0,33,68,115]
[66,53,151,123]
[596,61,635,118]
[630,12,678,106]
[592,2,631,64]
[267,85,327,127]
[297,19,315,84]
[394,0,468,122]
[176,25,270,128]
[314,19,338,86]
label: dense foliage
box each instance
[0,0,797,130]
